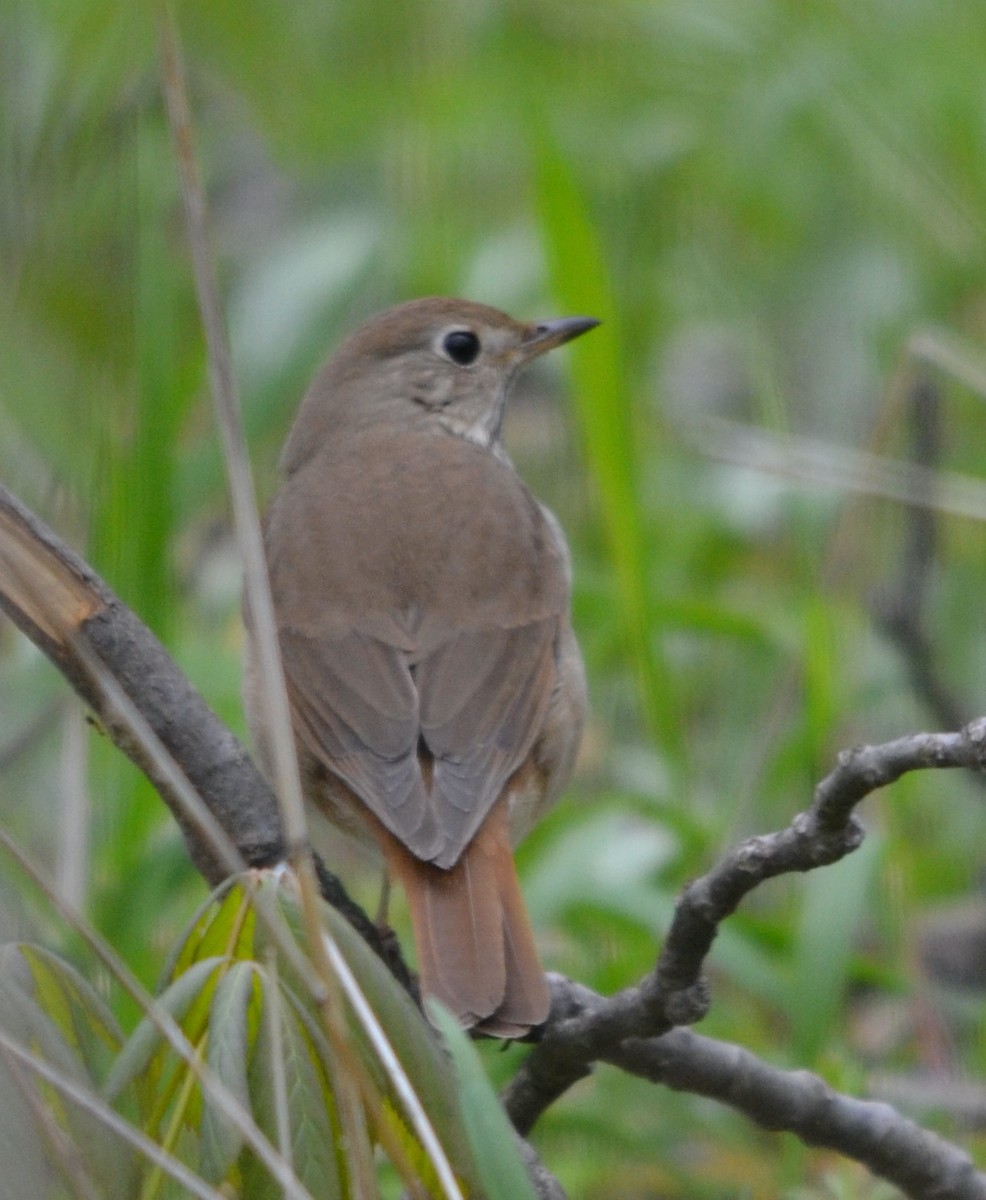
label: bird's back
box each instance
[265,425,569,644]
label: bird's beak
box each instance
[518,315,600,364]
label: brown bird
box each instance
[244,297,594,1036]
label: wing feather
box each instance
[280,616,559,868]
[281,629,441,858]
[419,619,558,867]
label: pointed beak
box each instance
[518,315,600,364]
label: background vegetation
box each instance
[3,0,986,1194]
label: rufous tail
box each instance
[382,801,550,1037]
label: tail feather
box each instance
[477,846,550,1034]
[393,838,505,1024]
[382,801,548,1035]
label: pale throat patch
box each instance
[440,395,510,462]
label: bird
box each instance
[244,296,595,1036]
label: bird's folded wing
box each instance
[279,617,559,868]
[280,627,442,859]
[417,620,557,867]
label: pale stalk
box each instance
[157,12,464,1197]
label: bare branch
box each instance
[505,725,986,1198]
[516,1137,569,1200]
[623,1026,986,1200]
[523,978,985,1198]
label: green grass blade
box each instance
[787,832,882,1065]
[533,139,681,764]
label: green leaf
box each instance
[244,983,343,1199]
[169,881,255,983]
[16,943,122,1076]
[159,878,238,986]
[261,878,452,1123]
[0,944,137,1198]
[261,874,482,1193]
[430,1005,537,1200]
[201,960,258,1182]
[103,957,226,1103]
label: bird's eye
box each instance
[442,329,481,366]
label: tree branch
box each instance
[624,1025,985,1199]
[0,480,403,980]
[507,727,986,1198]
[522,978,985,1197]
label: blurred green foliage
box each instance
[4,0,986,1195]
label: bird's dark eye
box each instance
[442,329,481,366]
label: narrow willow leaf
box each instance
[103,957,225,1102]
[262,875,476,1194]
[200,960,258,1182]
[169,881,254,982]
[0,958,92,1085]
[243,985,343,1199]
[429,1006,537,1200]
[0,1041,59,1199]
[12,944,121,1072]
[307,893,476,1170]
[0,949,137,1199]
[160,879,238,986]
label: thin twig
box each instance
[681,413,986,524]
[156,6,308,858]
[873,365,971,731]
